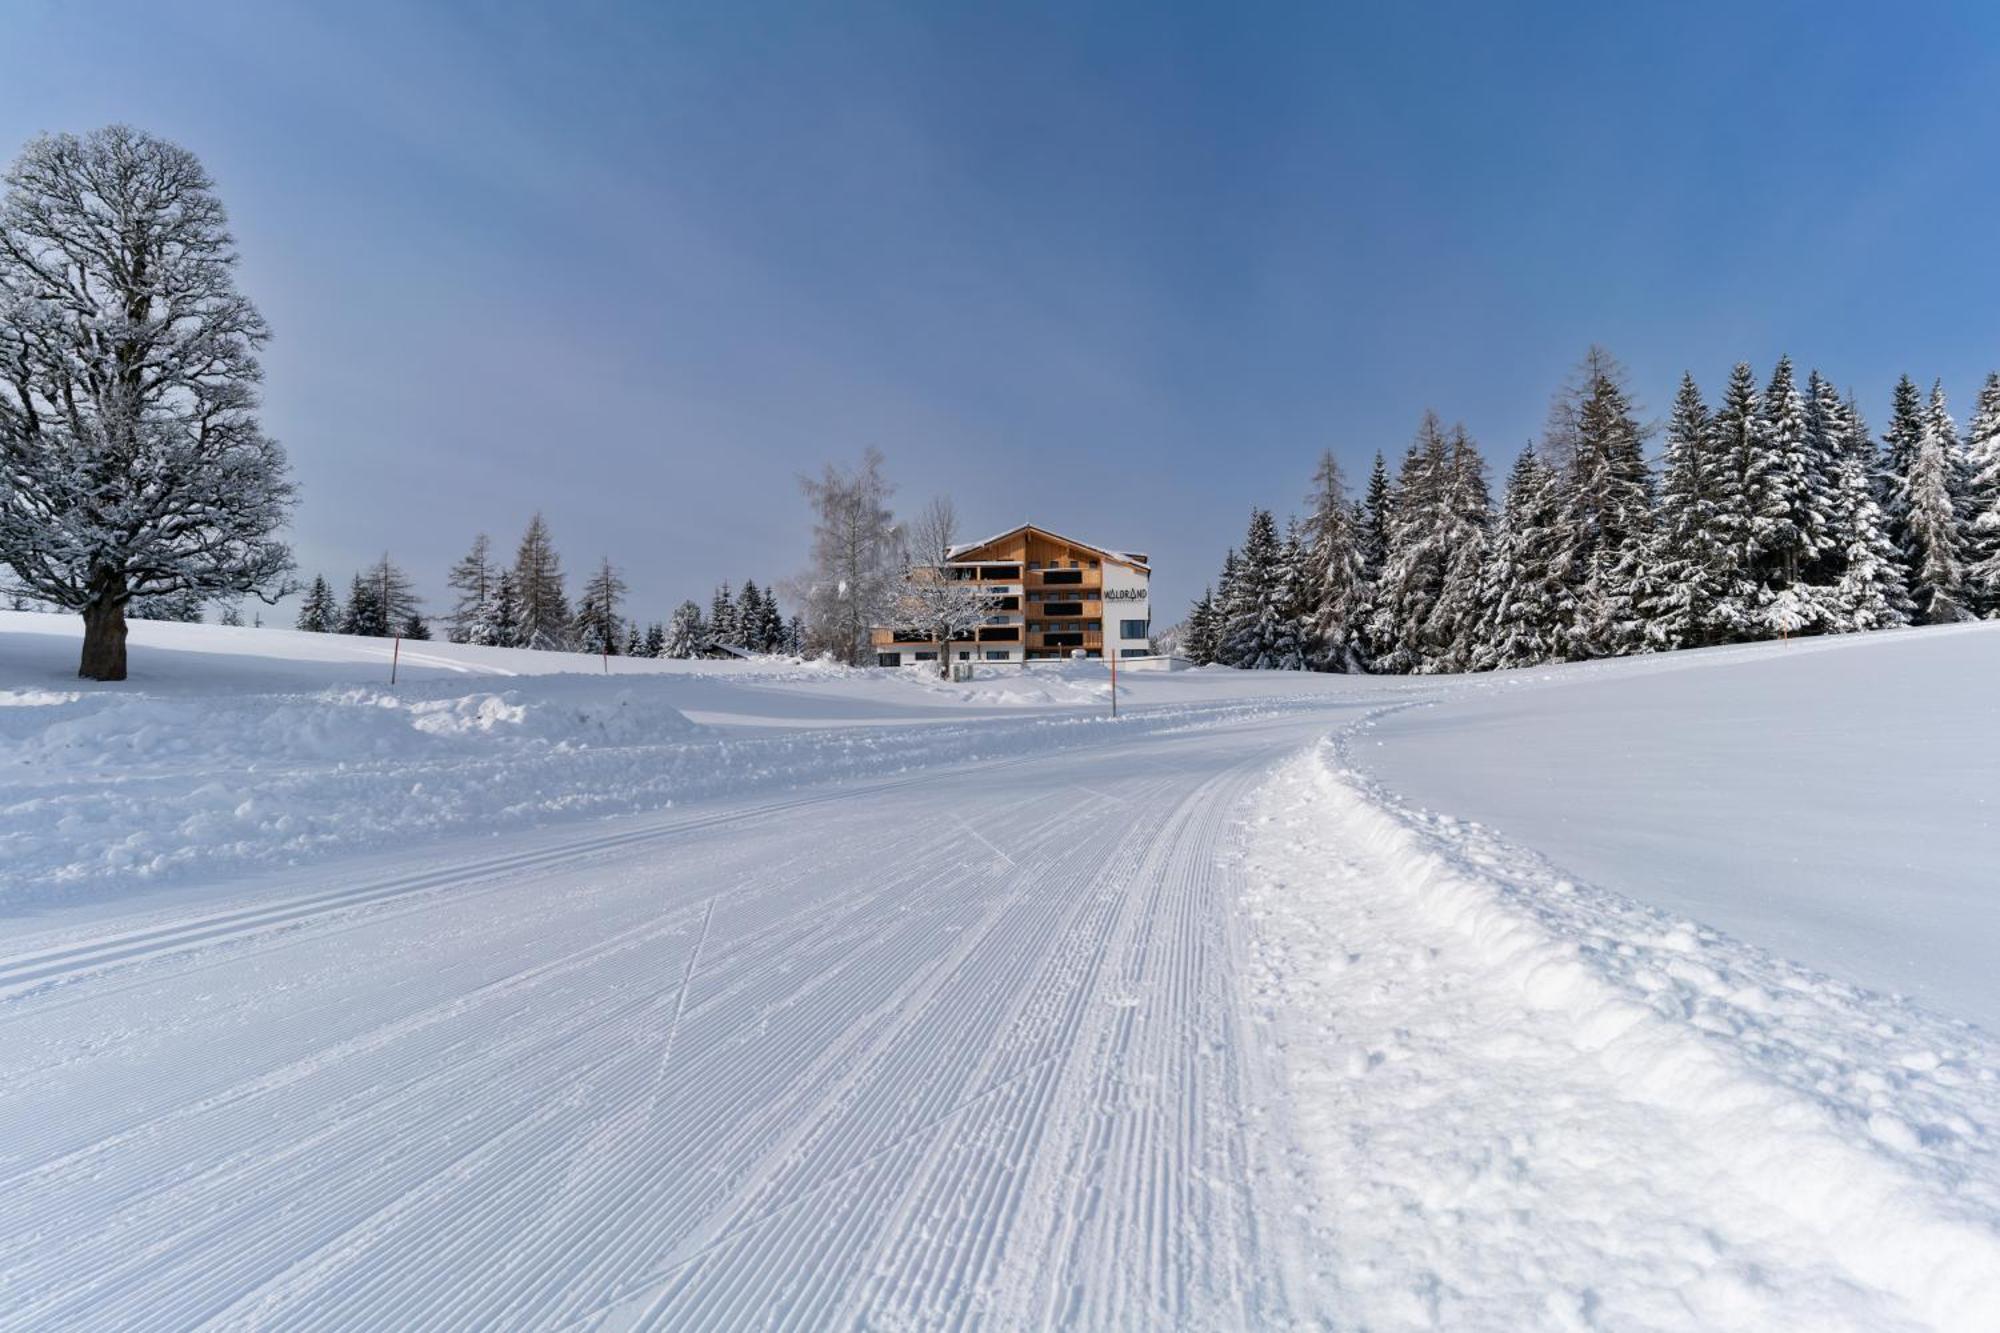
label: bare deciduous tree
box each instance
[892,494,995,676]
[788,448,900,666]
[0,126,294,679]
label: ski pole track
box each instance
[0,708,1365,1331]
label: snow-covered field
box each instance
[0,612,1995,1329]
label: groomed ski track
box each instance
[0,704,1365,1330]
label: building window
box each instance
[876,652,902,668]
[914,651,936,662]
[984,650,1009,661]
[1120,647,1148,658]
[1042,569,1083,585]
[1119,619,1149,640]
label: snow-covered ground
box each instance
[1,612,1995,1329]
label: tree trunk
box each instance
[80,583,130,682]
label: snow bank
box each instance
[1242,731,2000,1330]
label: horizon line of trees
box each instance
[290,512,805,659]
[1180,348,2000,673]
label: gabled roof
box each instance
[946,523,1150,572]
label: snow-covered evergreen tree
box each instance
[1746,358,1833,637]
[489,569,521,648]
[1963,371,2000,615]
[642,621,666,658]
[623,623,642,657]
[1369,413,1455,674]
[1220,511,1292,669]
[295,576,339,633]
[664,600,704,659]
[785,613,807,656]
[1903,382,1971,624]
[1424,424,1493,672]
[738,581,768,651]
[1829,393,1910,632]
[1299,451,1370,671]
[400,612,430,641]
[1881,374,1926,560]
[1478,446,1574,668]
[573,557,627,655]
[1181,587,1220,665]
[129,589,206,622]
[0,127,296,679]
[709,582,739,648]
[340,573,389,637]
[512,513,570,650]
[446,534,497,645]
[1551,348,1652,658]
[1640,374,1749,649]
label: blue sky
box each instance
[6,1,1999,623]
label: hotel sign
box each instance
[1103,588,1147,601]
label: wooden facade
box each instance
[869,524,1152,666]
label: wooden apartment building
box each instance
[870,523,1152,667]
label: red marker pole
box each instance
[390,635,401,685]
[1109,644,1117,718]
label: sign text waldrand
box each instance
[1103,588,1147,601]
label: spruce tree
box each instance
[1830,393,1911,632]
[446,534,496,645]
[1710,362,1766,639]
[709,582,739,648]
[1881,374,1926,559]
[1424,424,1492,672]
[643,621,666,658]
[490,569,522,648]
[1963,371,2000,615]
[624,623,643,657]
[1299,451,1370,671]
[1210,548,1243,667]
[664,600,704,658]
[512,513,570,650]
[1642,374,1750,650]
[339,573,389,637]
[738,582,766,651]
[1554,348,1652,658]
[1476,446,1572,668]
[1221,510,1289,669]
[1369,413,1455,674]
[785,614,807,655]
[400,612,430,641]
[295,576,339,633]
[1182,587,1220,665]
[1904,382,1971,624]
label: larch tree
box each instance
[446,533,496,644]
[0,126,294,679]
[572,557,627,655]
[512,513,569,650]
[790,448,900,666]
[365,554,420,631]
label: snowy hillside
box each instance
[1,612,1996,1329]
